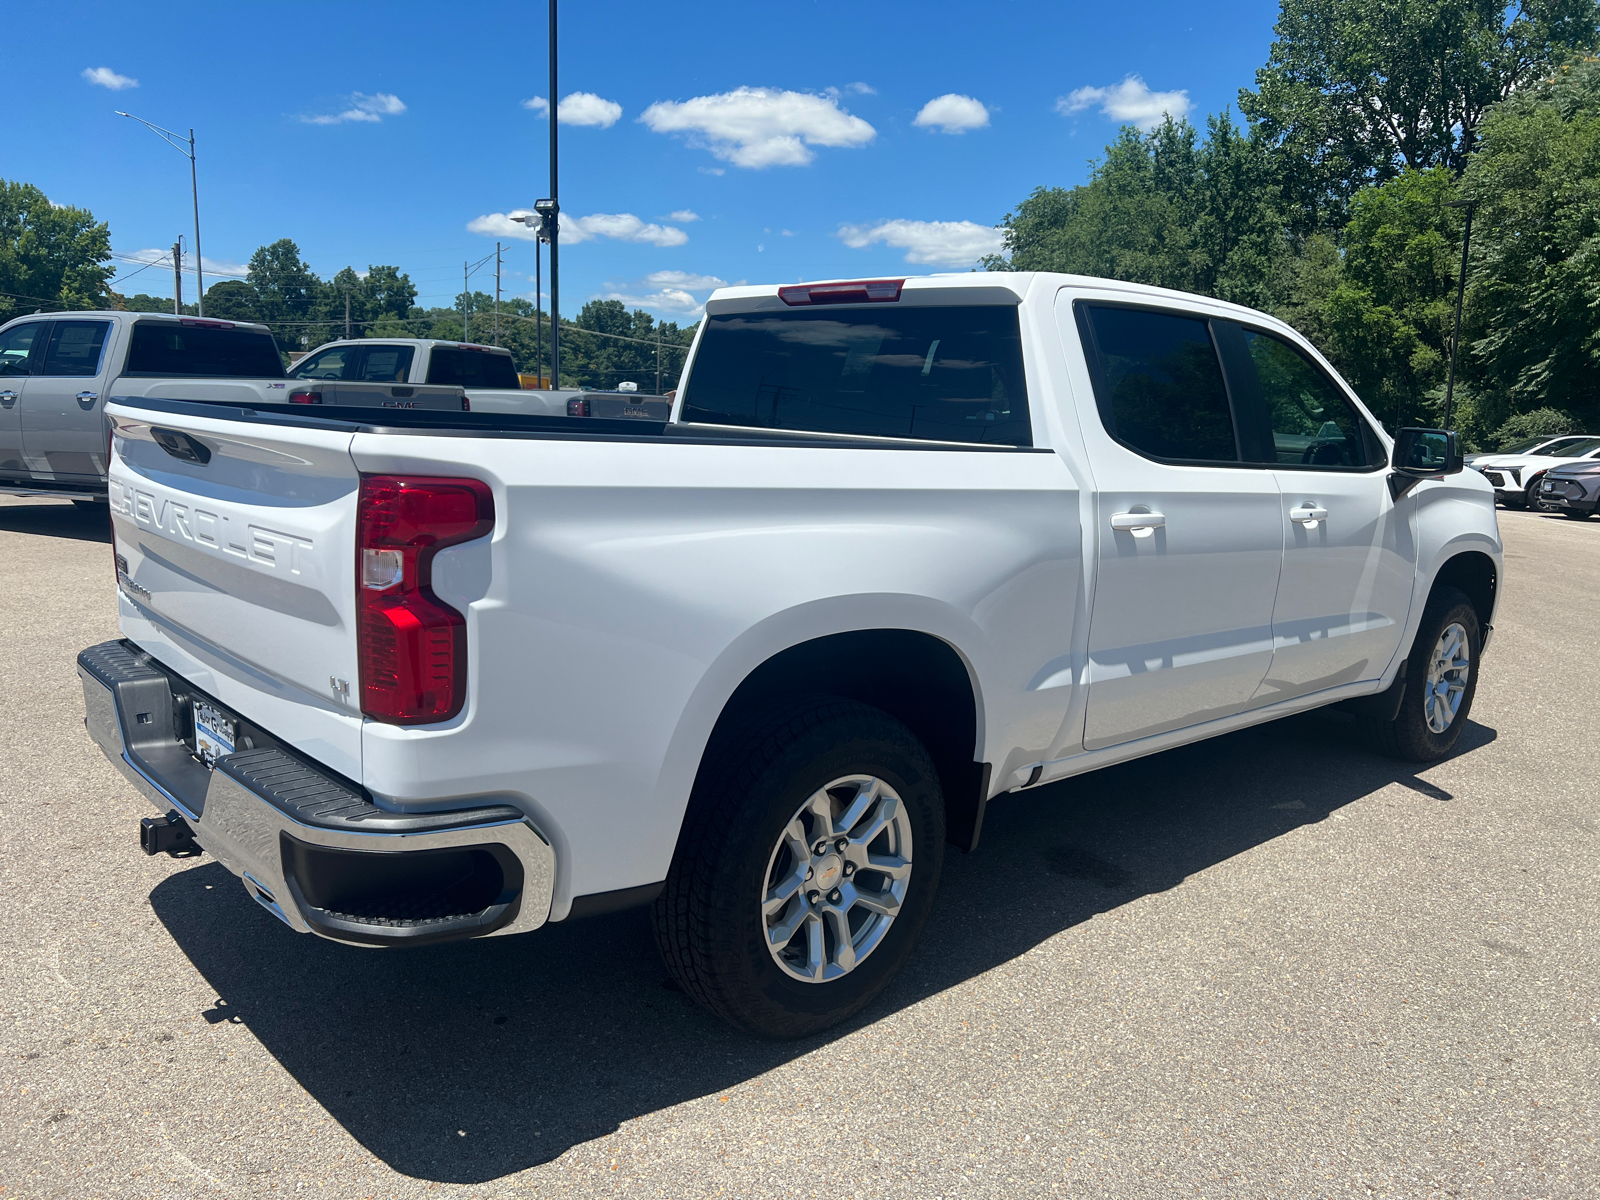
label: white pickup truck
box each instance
[289,337,558,416]
[0,311,462,500]
[79,273,1502,1038]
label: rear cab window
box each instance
[426,347,518,390]
[680,304,1030,445]
[125,322,285,378]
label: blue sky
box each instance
[14,0,1280,323]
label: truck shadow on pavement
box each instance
[149,709,1495,1184]
[0,500,111,543]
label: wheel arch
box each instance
[1429,549,1498,633]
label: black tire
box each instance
[1358,586,1480,762]
[1523,476,1548,511]
[654,696,945,1039]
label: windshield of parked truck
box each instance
[680,304,1030,445]
[425,347,519,390]
[125,322,285,378]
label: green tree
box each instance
[1464,55,1600,432]
[986,113,1288,310]
[1277,168,1465,430]
[247,239,320,346]
[0,180,114,320]
[202,279,261,322]
[1241,0,1599,232]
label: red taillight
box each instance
[461,395,471,411]
[778,279,904,306]
[289,390,321,404]
[179,317,235,329]
[567,398,590,417]
[356,476,494,725]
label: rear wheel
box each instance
[1359,586,1479,761]
[654,697,945,1039]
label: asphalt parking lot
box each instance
[1,496,1595,1199]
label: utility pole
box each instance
[116,113,204,315]
[656,327,662,395]
[462,261,470,344]
[494,241,502,345]
[172,239,183,315]
[546,0,560,387]
[535,236,543,385]
[1443,198,1477,433]
[343,286,352,340]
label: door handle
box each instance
[1110,510,1166,535]
[76,391,99,408]
[1290,505,1329,526]
[0,389,16,408]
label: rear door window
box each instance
[426,347,519,389]
[680,304,1030,445]
[1075,303,1238,462]
[125,322,285,378]
[356,345,414,382]
[41,320,111,376]
[1243,328,1375,469]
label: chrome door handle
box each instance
[1290,505,1329,525]
[1110,510,1166,534]
[76,391,99,408]
[0,389,16,408]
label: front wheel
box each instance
[1523,477,1548,511]
[654,697,945,1039]
[1359,586,1480,761]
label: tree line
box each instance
[986,0,1600,450]
[0,191,695,392]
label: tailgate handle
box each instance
[151,428,212,465]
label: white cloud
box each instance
[521,93,624,127]
[913,94,990,134]
[845,82,876,95]
[83,66,137,91]
[668,210,701,222]
[558,92,623,127]
[639,87,875,168]
[837,219,1004,267]
[301,92,407,125]
[1056,76,1190,130]
[644,270,727,289]
[602,288,705,315]
[467,210,688,247]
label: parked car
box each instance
[1536,460,1600,519]
[1471,435,1600,508]
[0,311,461,501]
[80,272,1501,1038]
[1463,434,1593,468]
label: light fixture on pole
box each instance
[514,208,557,387]
[1442,198,1478,434]
[116,111,205,317]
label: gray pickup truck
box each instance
[0,311,463,499]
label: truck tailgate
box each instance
[105,401,365,780]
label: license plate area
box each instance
[191,700,237,767]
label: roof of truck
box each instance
[304,337,513,353]
[0,310,272,333]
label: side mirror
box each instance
[1389,427,1461,497]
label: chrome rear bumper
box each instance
[77,640,555,947]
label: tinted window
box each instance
[426,347,518,389]
[40,321,111,377]
[1555,437,1600,457]
[357,345,413,382]
[1244,329,1372,468]
[125,322,285,378]
[291,346,352,380]
[0,322,44,377]
[681,305,1030,445]
[1077,304,1236,462]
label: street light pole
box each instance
[116,112,204,316]
[546,0,560,388]
[1443,198,1477,434]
